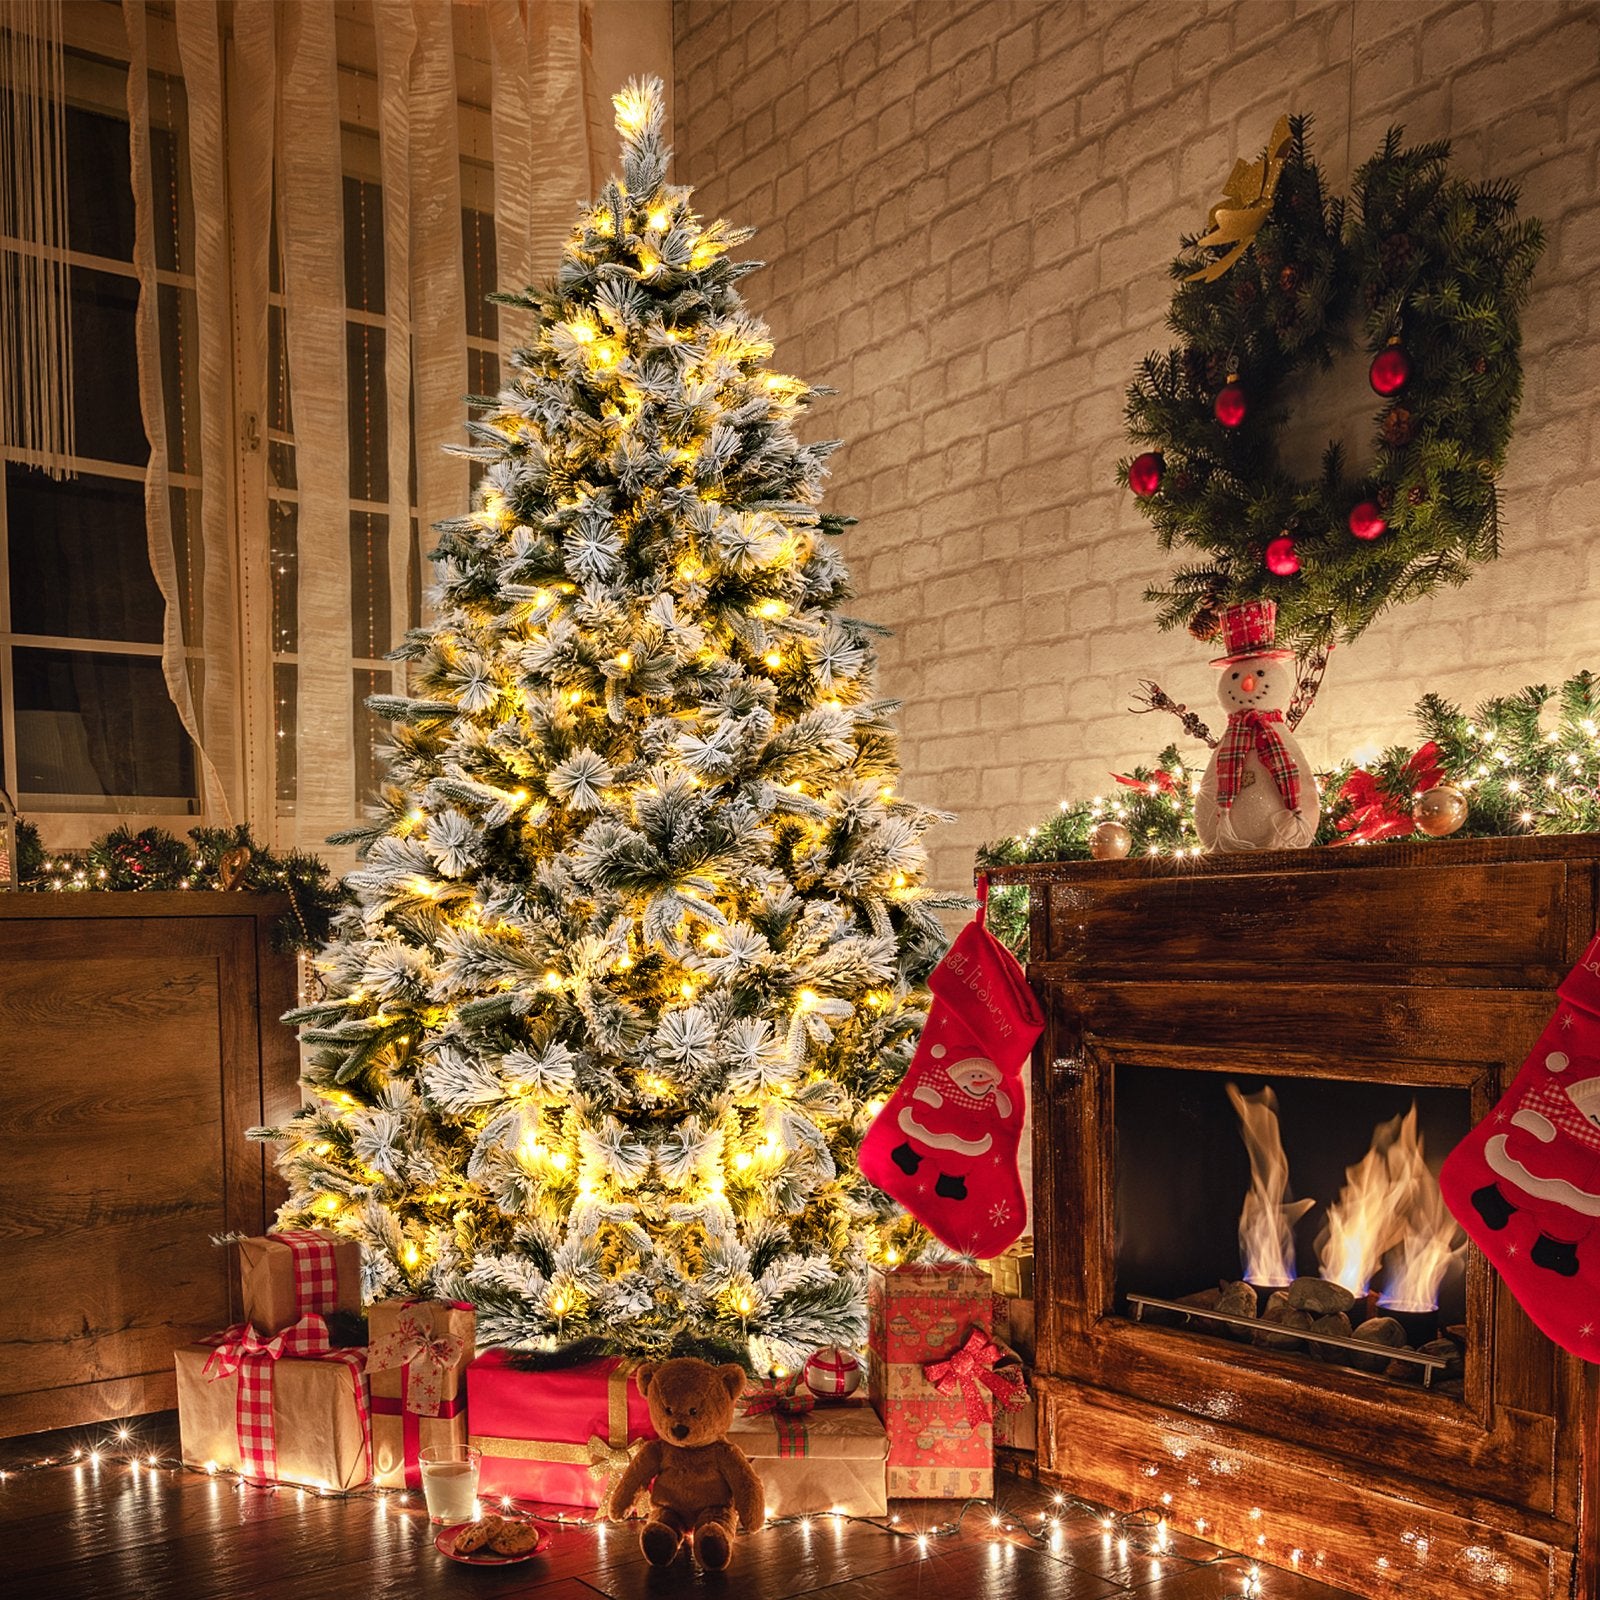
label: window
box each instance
[0,51,202,823]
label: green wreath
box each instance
[1123,115,1544,679]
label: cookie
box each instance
[488,1520,541,1557]
[452,1518,498,1555]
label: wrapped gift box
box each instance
[730,1395,887,1517]
[994,1380,1037,1451]
[467,1349,655,1507]
[991,1294,1035,1363]
[175,1319,371,1489]
[868,1263,997,1498]
[238,1229,362,1335]
[982,1242,1034,1300]
[367,1299,476,1490]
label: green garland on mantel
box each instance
[977,669,1600,957]
[11,820,349,953]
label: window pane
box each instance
[347,321,387,503]
[70,267,147,466]
[65,102,135,261]
[343,175,385,314]
[354,666,392,808]
[6,466,164,643]
[274,660,297,812]
[350,510,390,661]
[462,206,498,341]
[12,646,196,810]
[270,498,298,654]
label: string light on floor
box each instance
[7,1424,1301,1593]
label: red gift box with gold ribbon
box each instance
[466,1350,655,1507]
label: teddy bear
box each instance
[605,1356,765,1570]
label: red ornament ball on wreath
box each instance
[1128,451,1164,498]
[1348,500,1388,541]
[1213,380,1248,427]
[1265,535,1300,576]
[802,1345,862,1399]
[1369,343,1411,396]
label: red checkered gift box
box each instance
[868,1263,1002,1498]
[175,1313,371,1489]
[238,1229,361,1335]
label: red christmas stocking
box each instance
[860,882,1043,1258]
[1441,932,1600,1362]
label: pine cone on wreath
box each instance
[1381,406,1415,448]
[1376,485,1394,511]
[1188,607,1221,642]
[1380,231,1414,274]
[1173,468,1195,494]
[1234,277,1259,306]
[1473,355,1488,375]
[1408,484,1429,507]
[1278,264,1300,293]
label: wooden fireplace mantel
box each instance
[991,835,1600,1600]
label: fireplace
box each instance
[998,837,1600,1600]
[1116,1064,1471,1391]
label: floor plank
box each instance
[0,1415,1364,1600]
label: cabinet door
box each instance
[0,913,273,1435]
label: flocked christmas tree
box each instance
[256,80,951,1369]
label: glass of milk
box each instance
[418,1444,481,1524]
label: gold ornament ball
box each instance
[1089,820,1132,860]
[1413,784,1468,838]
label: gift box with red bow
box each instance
[727,1373,888,1517]
[466,1350,655,1507]
[174,1314,371,1489]
[868,1264,1017,1497]
[366,1299,475,1490]
[237,1229,362,1336]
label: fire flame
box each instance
[1226,1084,1313,1287]
[1376,1106,1467,1314]
[1317,1102,1465,1309]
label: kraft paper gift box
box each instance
[238,1229,362,1336]
[868,1263,1001,1498]
[365,1298,476,1490]
[175,1316,371,1490]
[467,1349,655,1507]
[729,1392,888,1517]
[982,1242,1035,1300]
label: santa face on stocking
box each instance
[1472,1047,1600,1277]
[890,1044,1016,1202]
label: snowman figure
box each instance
[1195,600,1320,852]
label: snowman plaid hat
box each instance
[1210,600,1295,667]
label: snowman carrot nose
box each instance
[1239,672,1257,693]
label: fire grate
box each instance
[1125,1292,1453,1387]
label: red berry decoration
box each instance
[1214,379,1247,427]
[1128,451,1164,498]
[1348,500,1387,541]
[1265,535,1300,576]
[1369,343,1411,396]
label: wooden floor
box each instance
[0,1417,1363,1600]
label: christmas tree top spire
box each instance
[262,77,951,1369]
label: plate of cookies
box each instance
[435,1514,547,1564]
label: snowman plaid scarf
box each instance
[1216,707,1301,812]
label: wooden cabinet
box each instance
[994,837,1600,1600]
[0,894,301,1437]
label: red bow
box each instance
[922,1326,1027,1425]
[1334,741,1442,845]
[1114,769,1176,796]
[743,1373,815,1418]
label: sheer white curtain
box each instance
[117,0,599,852]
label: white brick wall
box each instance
[673,0,1600,892]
